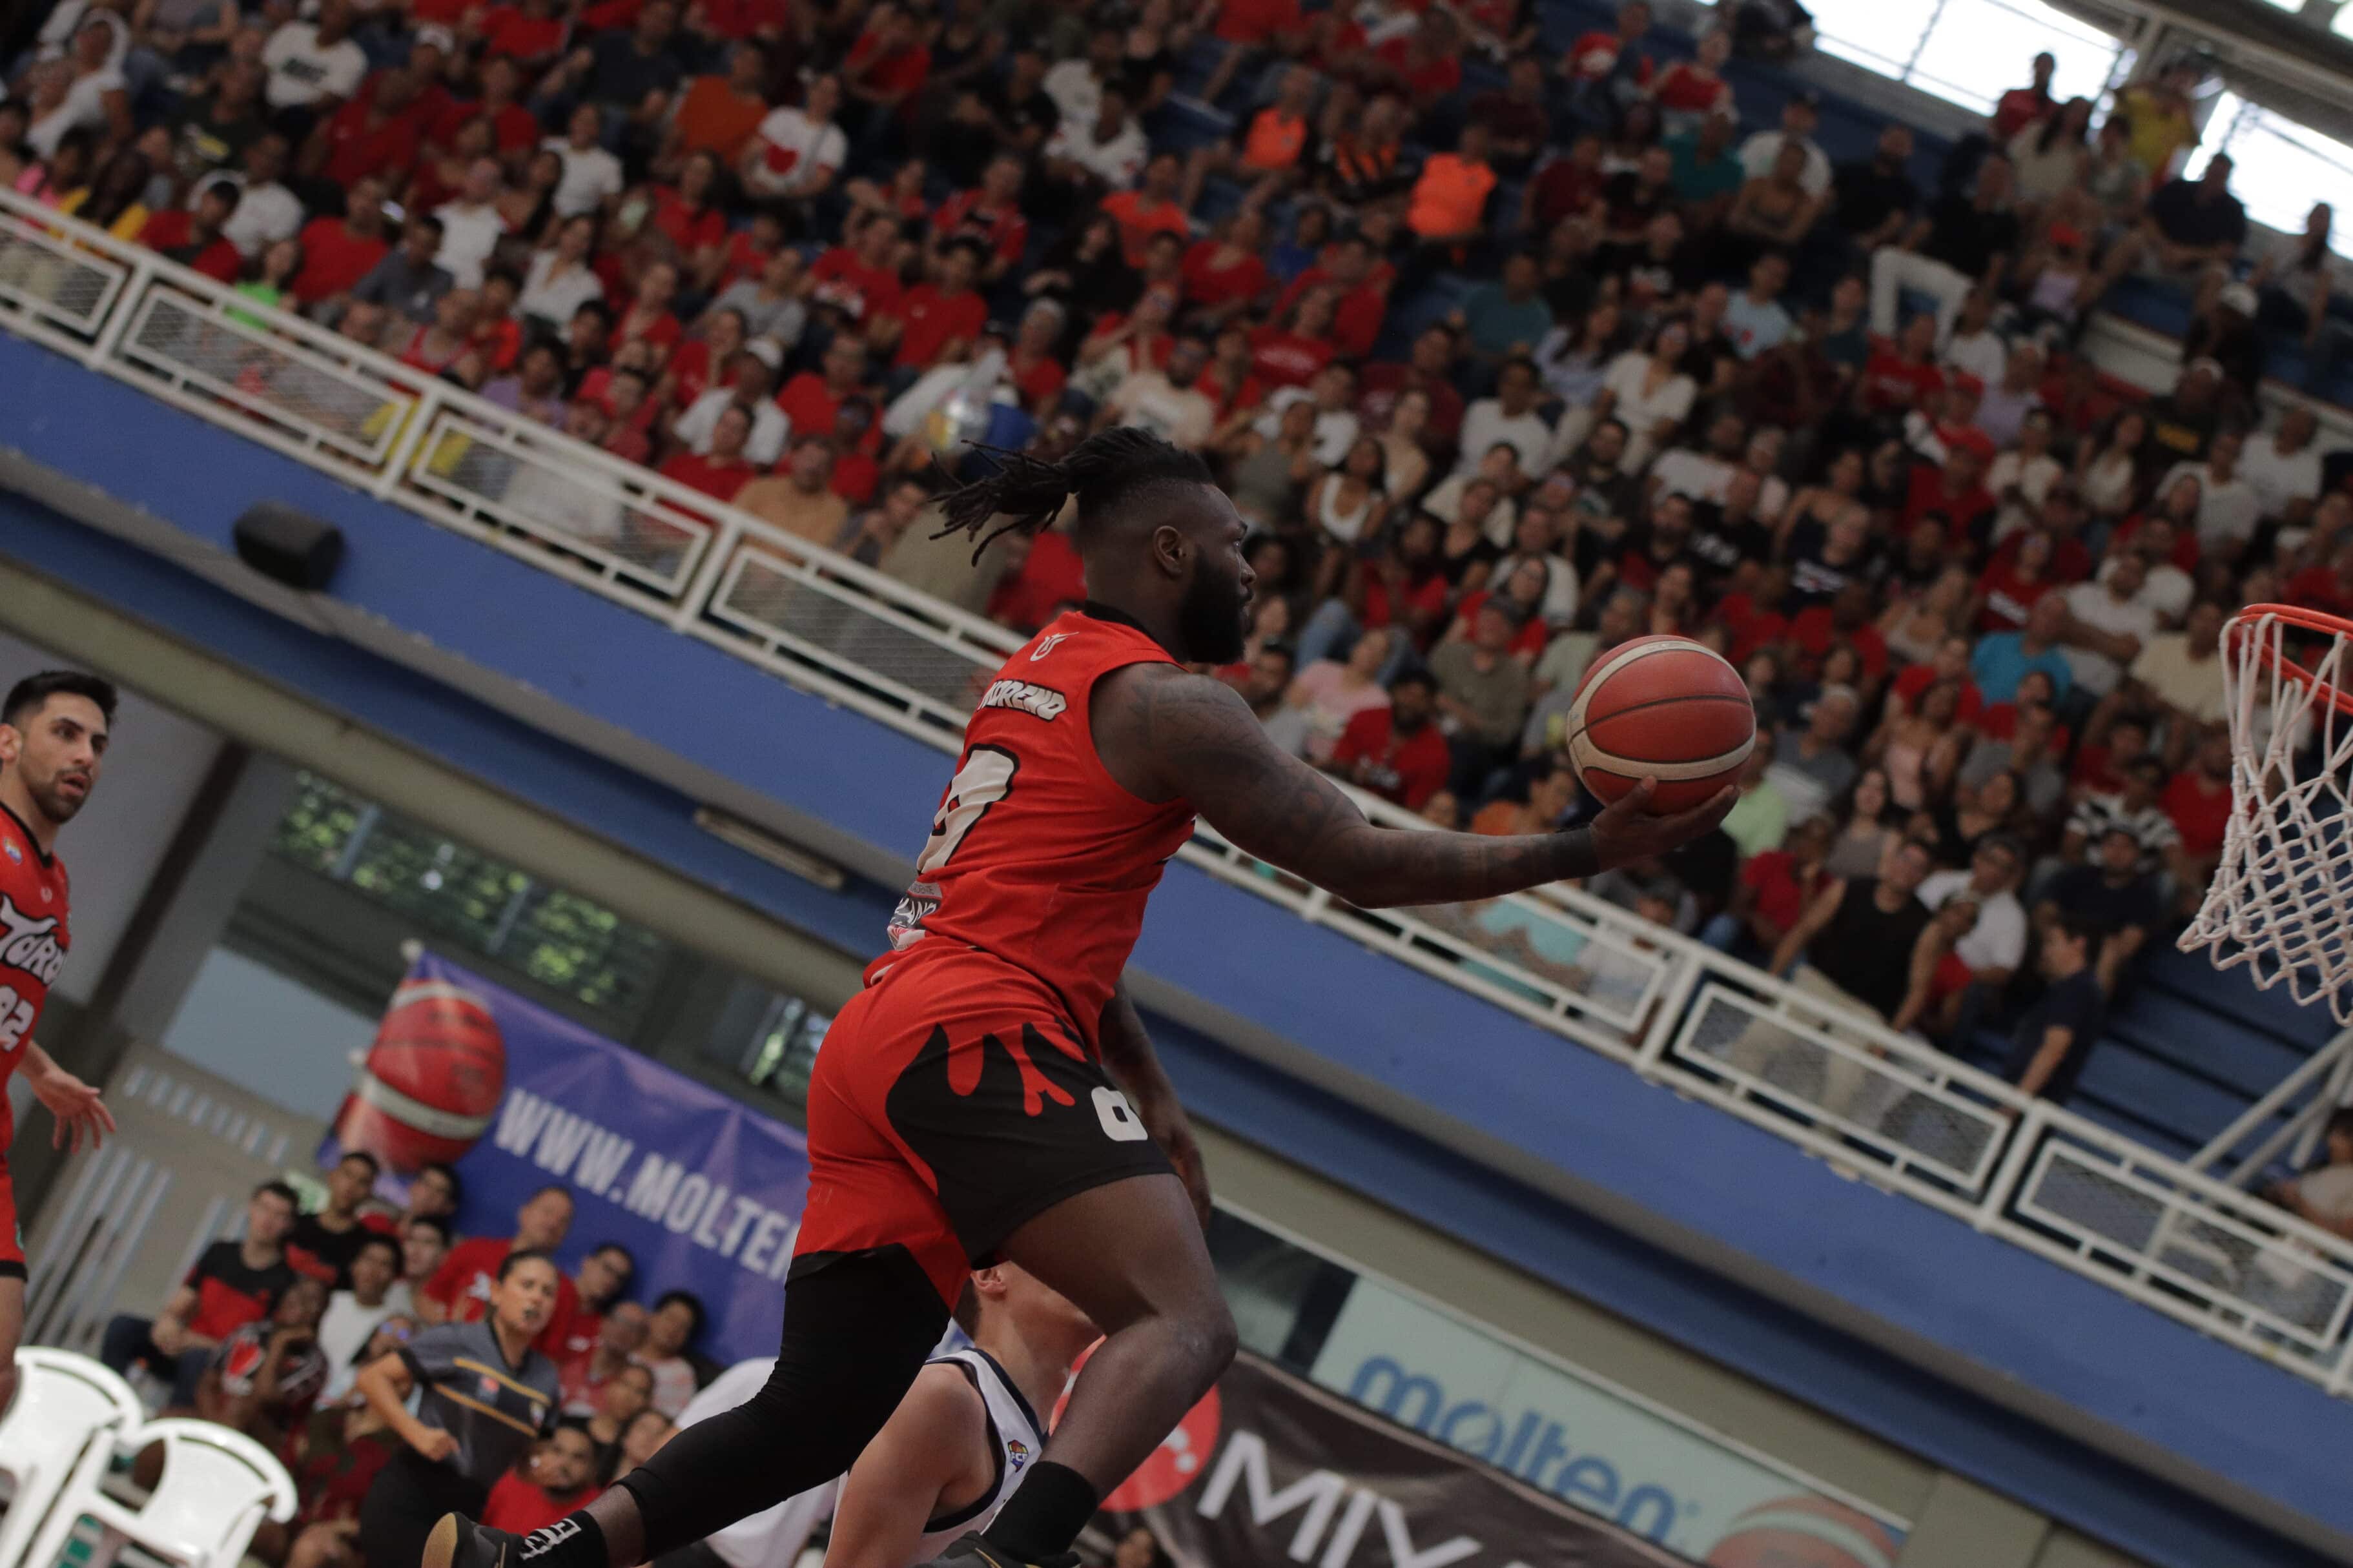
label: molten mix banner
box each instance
[1096,1354,1905,1568]
[326,952,810,1363]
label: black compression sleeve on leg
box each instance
[980,1461,1100,1562]
[618,1247,948,1557]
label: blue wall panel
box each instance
[2,337,2345,1562]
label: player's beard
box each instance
[27,768,90,826]
[1177,562,1250,666]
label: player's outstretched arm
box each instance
[824,1365,989,1568]
[1094,666,1734,910]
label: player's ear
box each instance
[1151,522,1188,579]
[0,723,17,764]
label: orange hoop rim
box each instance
[2225,604,2353,720]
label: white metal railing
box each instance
[2185,1026,2353,1188]
[10,190,2353,1399]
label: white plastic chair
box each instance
[18,1416,298,1568]
[0,1349,145,1568]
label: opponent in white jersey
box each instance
[825,1264,1096,1568]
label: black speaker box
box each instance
[232,502,345,591]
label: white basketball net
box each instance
[2179,607,2353,1022]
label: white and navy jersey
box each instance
[912,1347,1047,1558]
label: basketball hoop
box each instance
[2177,604,2353,1021]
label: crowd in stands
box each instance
[5,0,2353,1106]
[98,1157,702,1568]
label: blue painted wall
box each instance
[0,336,2341,1564]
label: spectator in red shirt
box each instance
[1372,12,1465,111]
[1360,323,1466,447]
[139,183,244,283]
[1991,52,2058,140]
[988,523,1089,634]
[483,1427,603,1535]
[930,152,1032,285]
[1705,813,1836,962]
[433,56,541,156]
[1199,0,1304,107]
[301,64,427,193]
[661,401,761,502]
[894,238,989,371]
[1564,0,1655,103]
[650,150,730,274]
[1180,208,1273,327]
[1905,440,1997,548]
[103,1181,300,1408]
[291,174,392,309]
[417,1185,581,1355]
[807,212,905,329]
[1250,286,1342,389]
[1275,232,1389,359]
[841,1,932,135]
[1100,151,1191,269]
[1329,669,1452,809]
[2164,728,2234,897]
[1860,312,1948,413]
[776,334,870,439]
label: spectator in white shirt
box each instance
[316,1234,411,1403]
[1043,26,1121,125]
[1254,363,1362,467]
[674,340,790,466]
[1102,335,1217,449]
[23,19,129,159]
[2103,516,2193,626]
[1987,409,2063,541]
[2241,403,2325,529]
[2061,554,2159,698]
[519,213,607,331]
[1973,343,2046,451]
[1737,94,1831,197]
[1454,357,1551,476]
[1647,409,1749,507]
[1043,83,1149,191]
[546,103,625,219]
[260,0,367,115]
[433,157,509,289]
[2159,429,2263,563]
[206,133,303,259]
[739,73,848,205]
[1919,835,2028,992]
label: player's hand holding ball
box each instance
[1588,777,1738,870]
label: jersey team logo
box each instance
[0,895,65,985]
[2,840,19,864]
[1005,1437,1031,1473]
[1029,633,1073,661]
[478,1372,503,1400]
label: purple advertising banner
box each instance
[324,952,808,1363]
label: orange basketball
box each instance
[1565,634,1756,813]
[1705,1496,1902,1568]
[331,978,506,1172]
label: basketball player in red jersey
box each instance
[435,430,1729,1568]
[0,671,121,1414]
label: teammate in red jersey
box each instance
[0,671,121,1414]
[431,431,1729,1568]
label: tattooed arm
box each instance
[1093,664,1735,910]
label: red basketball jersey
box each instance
[0,803,72,1152]
[878,606,1197,1048]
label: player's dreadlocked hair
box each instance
[934,427,1217,562]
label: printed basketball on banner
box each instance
[1054,1339,1223,1512]
[331,976,507,1172]
[1706,1498,1900,1568]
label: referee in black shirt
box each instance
[354,1251,564,1568]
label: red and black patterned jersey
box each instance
[877,606,1198,1049]
[0,802,70,1150]
[183,1239,300,1342]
